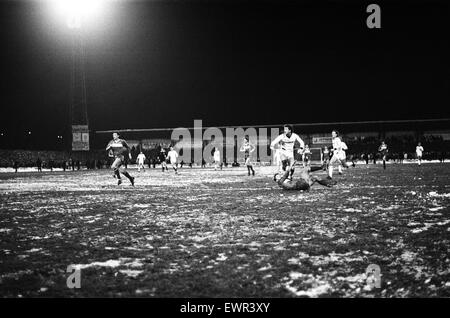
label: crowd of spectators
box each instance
[343,134,449,163]
[1,134,449,171]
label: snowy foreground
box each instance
[0,164,449,297]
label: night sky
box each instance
[1,0,449,148]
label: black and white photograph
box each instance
[0,0,449,304]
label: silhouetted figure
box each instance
[378,141,388,170]
[76,160,81,170]
[201,159,206,168]
[349,154,356,167]
[36,158,42,172]
[13,161,19,173]
[49,160,54,172]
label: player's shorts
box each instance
[329,153,343,166]
[170,160,177,165]
[279,150,295,168]
[111,156,124,169]
[416,154,422,159]
[279,149,294,161]
[138,161,145,165]
[316,178,337,187]
[279,179,310,191]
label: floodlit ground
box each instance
[0,163,449,297]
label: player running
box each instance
[378,141,388,170]
[274,162,336,191]
[337,140,349,174]
[137,151,146,172]
[270,124,305,179]
[328,130,348,179]
[106,132,135,186]
[240,136,256,176]
[321,147,330,171]
[302,144,312,167]
[159,148,169,172]
[416,142,424,166]
[167,146,179,174]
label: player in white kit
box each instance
[270,124,305,179]
[213,147,222,170]
[416,142,424,166]
[328,130,348,179]
[302,144,312,168]
[167,146,179,174]
[136,151,146,172]
[337,141,348,174]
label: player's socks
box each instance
[317,178,337,187]
[328,165,333,178]
[130,176,135,186]
[289,167,295,178]
[118,179,122,185]
[122,171,133,182]
[277,169,291,185]
[114,169,121,179]
[310,165,323,173]
[252,167,255,176]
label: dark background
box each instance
[1,0,449,149]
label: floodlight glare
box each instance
[51,0,104,29]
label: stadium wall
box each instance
[92,119,450,164]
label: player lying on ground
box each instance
[274,163,337,191]
[106,132,135,186]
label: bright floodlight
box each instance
[52,0,104,29]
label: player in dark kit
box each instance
[158,148,169,172]
[274,162,336,191]
[106,132,135,186]
[378,141,389,170]
[240,136,256,176]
